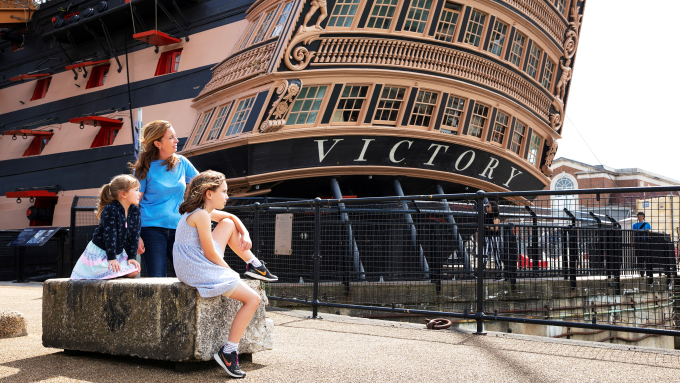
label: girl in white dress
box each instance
[173,170,276,378]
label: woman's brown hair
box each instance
[130,120,180,180]
[96,175,140,219]
[179,170,227,214]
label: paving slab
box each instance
[1,283,680,382]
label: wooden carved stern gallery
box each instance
[259,79,303,133]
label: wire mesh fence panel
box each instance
[70,186,680,335]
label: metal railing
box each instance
[69,186,680,337]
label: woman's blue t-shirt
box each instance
[138,155,199,229]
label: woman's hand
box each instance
[137,237,145,255]
[240,232,252,251]
[128,259,141,271]
[108,260,121,273]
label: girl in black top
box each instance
[70,175,143,280]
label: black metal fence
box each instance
[67,186,680,337]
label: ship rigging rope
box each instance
[129,2,136,35]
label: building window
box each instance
[154,48,182,76]
[332,85,369,123]
[542,59,555,91]
[434,1,462,42]
[327,0,361,28]
[270,2,293,37]
[526,44,541,79]
[252,8,278,44]
[23,135,52,157]
[510,120,525,155]
[409,90,438,127]
[404,0,433,34]
[367,0,399,30]
[91,127,120,148]
[555,177,574,191]
[467,103,489,138]
[86,65,110,89]
[556,0,567,16]
[491,111,510,145]
[287,86,327,125]
[373,86,405,125]
[440,96,465,134]
[30,78,51,101]
[509,32,525,67]
[226,97,256,136]
[191,112,213,146]
[487,19,508,57]
[463,10,486,47]
[238,17,260,50]
[205,104,232,141]
[527,132,542,166]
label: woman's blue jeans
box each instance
[140,227,175,277]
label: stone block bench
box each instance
[43,278,273,365]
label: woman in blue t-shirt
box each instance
[131,120,254,277]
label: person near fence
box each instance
[173,171,277,378]
[131,120,199,277]
[70,175,142,280]
[484,201,504,280]
[632,211,652,278]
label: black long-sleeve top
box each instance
[91,200,141,261]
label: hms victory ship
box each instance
[0,0,586,230]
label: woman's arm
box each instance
[190,210,231,268]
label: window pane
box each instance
[270,2,293,38]
[467,103,489,138]
[509,32,525,67]
[464,10,486,47]
[404,0,433,34]
[252,8,277,44]
[409,90,438,127]
[226,97,256,136]
[327,0,361,27]
[331,85,369,123]
[487,20,507,56]
[287,86,328,125]
[373,86,406,124]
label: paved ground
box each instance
[1,282,680,382]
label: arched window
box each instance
[554,177,574,191]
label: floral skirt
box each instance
[70,241,138,280]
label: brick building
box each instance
[544,158,679,221]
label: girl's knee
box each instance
[125,271,139,278]
[216,218,236,233]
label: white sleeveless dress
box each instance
[173,209,241,297]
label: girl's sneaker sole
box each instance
[214,353,246,378]
[245,271,278,282]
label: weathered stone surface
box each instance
[0,310,28,338]
[43,278,273,361]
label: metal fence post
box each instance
[312,197,322,319]
[475,191,486,335]
[69,196,78,274]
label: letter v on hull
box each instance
[315,139,344,162]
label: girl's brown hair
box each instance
[97,175,140,219]
[179,170,227,214]
[130,120,180,180]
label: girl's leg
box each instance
[225,282,261,343]
[212,219,255,263]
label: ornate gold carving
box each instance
[501,0,567,45]
[549,97,564,132]
[549,1,584,131]
[563,1,584,61]
[284,30,321,71]
[197,42,276,99]
[554,59,572,101]
[259,79,303,133]
[301,0,328,31]
[313,38,552,120]
[541,136,558,177]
